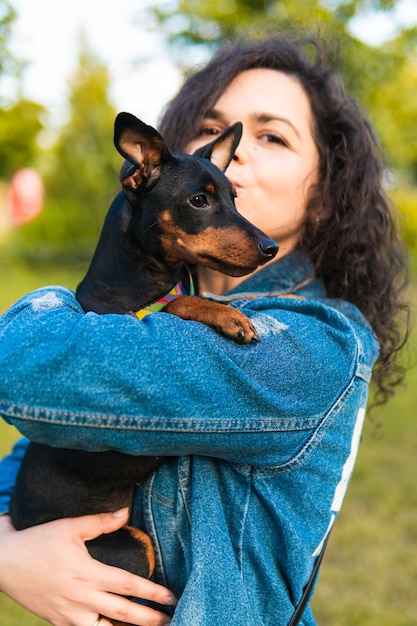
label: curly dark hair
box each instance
[158,32,409,404]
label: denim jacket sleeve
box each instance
[0,438,28,513]
[0,276,379,466]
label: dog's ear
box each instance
[114,112,171,190]
[193,122,243,172]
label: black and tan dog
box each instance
[10,113,278,623]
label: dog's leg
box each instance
[86,525,155,578]
[163,296,259,344]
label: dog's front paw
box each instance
[215,309,260,344]
[163,296,260,344]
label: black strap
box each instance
[287,532,331,626]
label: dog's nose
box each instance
[258,238,279,260]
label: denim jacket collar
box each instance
[201,249,324,302]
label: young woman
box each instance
[0,32,408,626]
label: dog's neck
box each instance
[76,193,182,314]
[197,267,248,297]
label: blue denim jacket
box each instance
[0,251,379,625]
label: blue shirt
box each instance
[0,251,379,625]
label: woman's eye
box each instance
[197,126,222,138]
[189,194,209,208]
[260,133,288,147]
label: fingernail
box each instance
[163,593,177,605]
[112,507,129,518]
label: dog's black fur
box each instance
[10,113,278,624]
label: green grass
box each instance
[0,262,416,625]
[0,259,84,313]
[0,261,84,625]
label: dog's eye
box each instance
[189,194,209,209]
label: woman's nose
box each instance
[230,135,248,165]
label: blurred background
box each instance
[0,0,416,624]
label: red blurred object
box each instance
[8,168,44,225]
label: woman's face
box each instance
[185,69,320,257]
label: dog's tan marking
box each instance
[157,210,263,267]
[126,525,156,577]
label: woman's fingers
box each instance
[94,561,177,606]
[88,587,173,626]
[0,512,176,626]
[97,564,177,606]
[73,506,130,542]
[67,509,177,606]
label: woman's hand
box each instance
[0,509,176,626]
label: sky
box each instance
[2,0,417,134]
[2,0,184,129]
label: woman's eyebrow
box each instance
[252,112,301,138]
[202,108,225,122]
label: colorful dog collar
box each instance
[134,267,195,320]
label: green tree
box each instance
[18,41,118,262]
[149,0,411,52]
[0,0,45,179]
[371,40,417,179]
[0,0,16,79]
[0,100,44,179]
